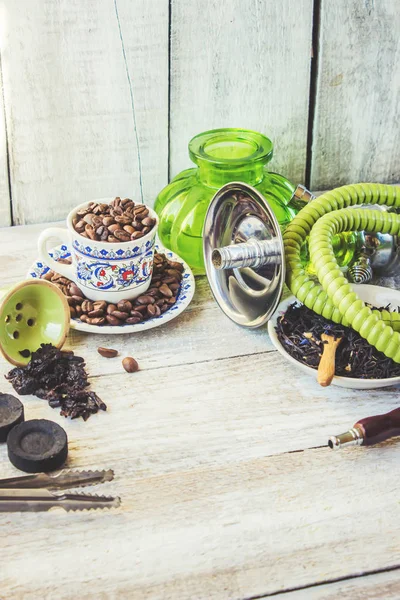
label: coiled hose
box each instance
[283,183,400,363]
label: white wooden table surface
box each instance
[0,222,400,600]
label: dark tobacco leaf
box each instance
[5,344,107,421]
[275,302,400,379]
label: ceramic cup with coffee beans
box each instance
[38,197,158,302]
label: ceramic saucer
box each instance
[268,284,400,390]
[28,244,195,334]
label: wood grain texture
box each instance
[0,0,168,224]
[273,569,400,600]
[0,12,11,227]
[169,0,313,183]
[1,223,400,598]
[311,0,400,189]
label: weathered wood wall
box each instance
[0,0,398,226]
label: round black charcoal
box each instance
[7,419,68,473]
[0,394,24,443]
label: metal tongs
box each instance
[0,469,120,512]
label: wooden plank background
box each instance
[0,0,398,225]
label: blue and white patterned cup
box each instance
[38,198,158,302]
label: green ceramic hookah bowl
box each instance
[0,279,70,366]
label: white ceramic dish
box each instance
[268,284,400,389]
[28,244,195,334]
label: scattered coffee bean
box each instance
[72,197,156,242]
[122,357,139,373]
[97,347,119,358]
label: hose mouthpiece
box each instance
[328,427,364,450]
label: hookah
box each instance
[203,182,400,449]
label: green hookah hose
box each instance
[283,183,400,363]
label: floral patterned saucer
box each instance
[28,244,195,334]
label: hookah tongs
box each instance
[0,469,120,512]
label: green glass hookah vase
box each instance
[154,128,310,275]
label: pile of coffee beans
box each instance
[43,252,184,326]
[72,197,156,242]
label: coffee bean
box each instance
[110,310,129,321]
[81,300,94,313]
[146,288,161,297]
[85,224,97,240]
[165,269,182,280]
[92,215,104,228]
[83,213,95,225]
[107,304,117,314]
[97,347,118,358]
[88,309,105,318]
[133,305,148,315]
[108,235,118,243]
[147,304,161,318]
[75,305,82,316]
[126,316,141,324]
[108,223,121,233]
[142,217,155,228]
[122,357,139,373]
[71,295,84,303]
[76,208,90,217]
[103,216,115,227]
[80,314,88,322]
[131,231,144,240]
[67,297,75,306]
[87,317,106,325]
[69,283,84,297]
[75,219,86,232]
[117,300,132,313]
[80,232,89,238]
[141,227,151,235]
[133,205,147,216]
[121,197,133,206]
[114,215,132,225]
[70,306,77,318]
[106,314,122,326]
[169,283,180,293]
[93,300,107,312]
[135,295,155,305]
[130,310,144,319]
[123,225,135,234]
[167,296,177,305]
[132,220,143,230]
[96,225,107,237]
[159,283,173,298]
[43,271,54,281]
[114,229,131,242]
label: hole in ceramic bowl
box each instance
[27,318,35,327]
[5,315,10,323]
[15,303,23,310]
[19,349,31,358]
[16,314,22,322]
[13,331,19,339]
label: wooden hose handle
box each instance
[317,334,342,387]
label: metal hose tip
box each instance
[328,427,364,450]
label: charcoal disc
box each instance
[7,419,68,473]
[0,394,24,443]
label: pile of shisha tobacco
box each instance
[5,344,106,420]
[276,303,400,379]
